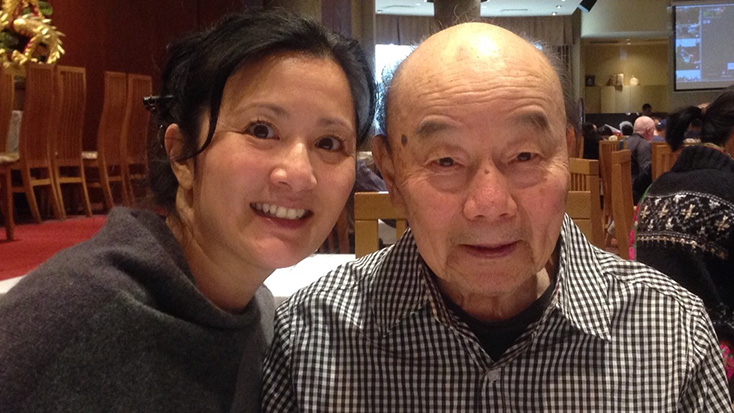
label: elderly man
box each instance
[628,115,655,203]
[262,23,730,411]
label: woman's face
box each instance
[179,53,357,281]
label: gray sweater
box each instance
[0,208,274,412]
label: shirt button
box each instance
[484,369,501,384]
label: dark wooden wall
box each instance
[50,0,262,149]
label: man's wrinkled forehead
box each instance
[387,23,561,132]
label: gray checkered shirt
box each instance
[262,216,731,411]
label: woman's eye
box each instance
[435,157,455,167]
[246,122,275,139]
[315,136,344,151]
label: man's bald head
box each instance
[634,116,655,141]
[379,23,574,149]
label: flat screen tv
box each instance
[674,2,734,91]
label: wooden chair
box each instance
[598,140,618,239]
[0,67,16,239]
[568,158,603,247]
[611,149,634,259]
[50,65,92,218]
[83,71,129,210]
[123,73,153,204]
[9,63,65,223]
[651,142,669,180]
[354,191,407,258]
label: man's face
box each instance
[374,28,570,317]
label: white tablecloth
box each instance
[0,253,356,306]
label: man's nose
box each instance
[270,142,317,192]
[462,165,518,221]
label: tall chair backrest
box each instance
[0,67,13,153]
[354,191,407,258]
[19,63,56,168]
[611,149,634,260]
[97,71,128,166]
[53,66,86,166]
[651,142,669,180]
[124,74,153,168]
[598,140,618,224]
[568,158,603,247]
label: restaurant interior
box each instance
[0,0,731,290]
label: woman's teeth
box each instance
[253,203,307,220]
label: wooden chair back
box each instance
[124,74,152,172]
[354,191,407,258]
[651,142,669,180]
[12,63,64,221]
[52,66,87,168]
[51,65,92,216]
[0,67,14,239]
[19,63,56,168]
[598,140,618,226]
[0,67,13,153]
[611,149,634,259]
[566,190,604,247]
[568,158,603,247]
[97,71,128,167]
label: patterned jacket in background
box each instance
[636,144,734,393]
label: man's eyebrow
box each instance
[414,120,454,138]
[514,112,551,131]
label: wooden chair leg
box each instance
[1,168,14,240]
[79,171,93,217]
[98,167,115,211]
[20,168,42,223]
[49,168,66,220]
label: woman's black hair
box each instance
[701,89,734,147]
[665,105,703,151]
[148,9,376,211]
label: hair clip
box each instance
[143,95,174,114]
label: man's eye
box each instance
[315,136,344,151]
[435,157,455,167]
[516,152,534,162]
[246,122,275,139]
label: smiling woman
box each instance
[0,9,375,412]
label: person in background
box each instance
[581,122,601,160]
[0,10,375,412]
[619,120,634,137]
[262,21,730,411]
[641,102,653,117]
[653,118,666,142]
[636,89,734,399]
[626,115,655,204]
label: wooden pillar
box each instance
[433,0,481,27]
[265,0,322,21]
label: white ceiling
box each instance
[375,0,585,17]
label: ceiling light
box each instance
[556,5,562,8]
[552,12,558,15]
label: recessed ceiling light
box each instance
[552,12,558,15]
[556,5,562,8]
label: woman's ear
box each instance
[165,124,195,190]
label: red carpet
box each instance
[0,215,107,281]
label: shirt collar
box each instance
[364,215,612,342]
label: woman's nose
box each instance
[270,142,317,192]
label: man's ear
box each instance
[164,124,195,191]
[371,135,396,192]
[371,134,407,213]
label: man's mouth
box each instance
[252,203,310,220]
